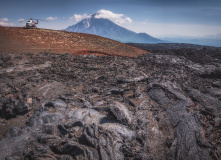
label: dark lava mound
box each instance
[0,45,221,159]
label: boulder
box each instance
[1,98,28,119]
[110,101,132,126]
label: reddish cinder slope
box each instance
[0,26,148,57]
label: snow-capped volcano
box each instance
[65,13,163,43]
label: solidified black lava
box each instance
[0,45,220,160]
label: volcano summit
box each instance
[65,13,163,44]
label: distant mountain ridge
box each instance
[65,14,163,43]
[161,34,221,47]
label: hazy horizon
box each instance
[0,0,221,38]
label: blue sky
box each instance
[0,0,221,37]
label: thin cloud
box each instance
[142,20,149,24]
[18,18,25,22]
[46,17,57,20]
[1,18,9,22]
[0,18,14,26]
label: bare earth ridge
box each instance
[0,26,147,57]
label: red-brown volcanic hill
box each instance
[0,26,148,57]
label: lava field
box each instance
[0,45,220,160]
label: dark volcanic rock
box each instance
[147,80,212,159]
[1,97,16,119]
[148,81,192,126]
[1,98,28,119]
[0,46,221,159]
[14,100,28,115]
[187,88,221,116]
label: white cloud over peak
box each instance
[69,13,91,22]
[95,9,132,24]
[0,18,14,26]
[69,10,132,24]
[46,17,57,21]
[125,17,132,23]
